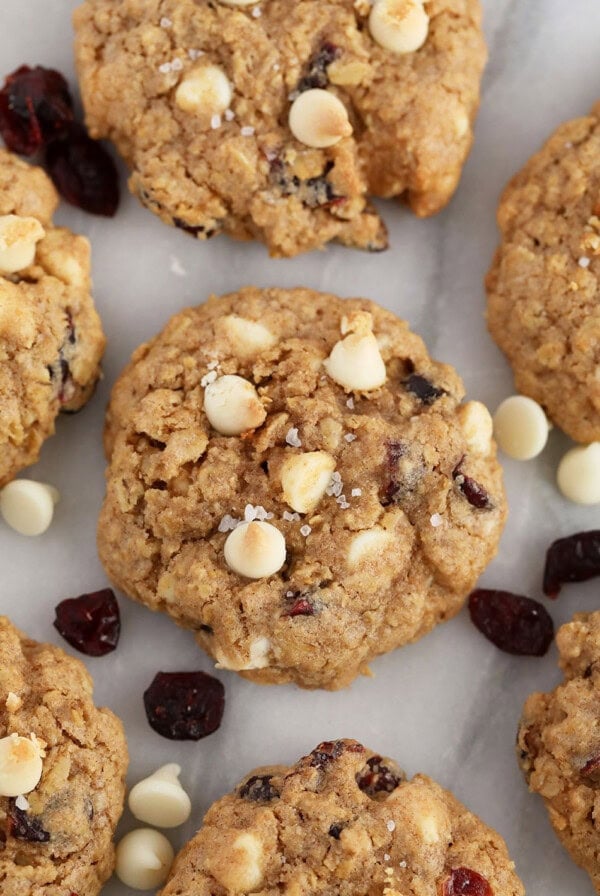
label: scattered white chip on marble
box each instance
[204,374,266,435]
[0,479,60,536]
[369,0,429,54]
[557,443,600,505]
[224,521,286,578]
[493,395,550,460]
[0,214,45,274]
[129,763,192,829]
[289,88,352,149]
[116,828,174,890]
[0,733,44,797]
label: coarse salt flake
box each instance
[283,510,301,522]
[188,49,204,61]
[218,514,240,533]
[211,114,222,129]
[200,369,218,388]
[346,397,355,409]
[224,109,235,121]
[386,820,396,832]
[15,795,29,810]
[158,62,172,74]
[285,427,302,448]
[344,433,357,442]
[579,256,591,268]
[252,6,261,16]
[160,16,172,27]
[171,58,183,71]
[351,488,362,497]
[430,513,443,527]
[241,126,255,137]
[300,525,312,537]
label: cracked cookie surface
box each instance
[0,149,105,487]
[0,616,128,896]
[73,0,486,257]
[98,287,506,690]
[518,611,600,894]
[487,103,600,443]
[158,738,524,896]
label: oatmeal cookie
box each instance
[0,149,105,487]
[487,104,600,443]
[518,610,600,894]
[0,616,128,896]
[73,0,486,257]
[98,287,506,690]
[158,738,524,896]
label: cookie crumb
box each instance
[200,369,218,388]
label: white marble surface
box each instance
[1,2,600,894]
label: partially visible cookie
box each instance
[98,286,506,690]
[0,616,128,896]
[74,0,486,257]
[487,104,600,443]
[518,610,600,893]
[0,149,105,487]
[159,738,524,896]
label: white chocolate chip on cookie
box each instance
[369,0,430,55]
[0,479,60,537]
[458,401,493,457]
[557,443,600,505]
[116,829,174,890]
[204,374,266,435]
[324,313,386,391]
[220,315,277,358]
[289,89,352,149]
[493,395,550,460]
[0,733,44,797]
[129,763,192,828]
[208,832,265,892]
[224,521,286,578]
[0,214,45,274]
[175,65,233,116]
[347,527,393,568]
[280,451,336,514]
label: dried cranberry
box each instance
[380,439,406,506]
[8,799,50,843]
[0,65,73,155]
[441,868,492,896]
[296,43,341,93]
[45,122,119,217]
[543,530,600,598]
[269,157,342,209]
[453,460,492,510]
[328,823,343,838]
[310,740,345,768]
[239,775,280,802]
[143,671,225,740]
[54,589,120,657]
[581,755,600,777]
[286,594,315,617]
[405,374,445,405]
[468,589,554,656]
[47,311,77,407]
[356,755,404,797]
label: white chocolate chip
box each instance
[324,315,386,392]
[243,637,272,669]
[0,215,45,274]
[204,374,266,435]
[457,401,493,457]
[115,829,174,891]
[557,443,600,505]
[369,0,429,54]
[224,521,286,578]
[210,832,265,892]
[347,527,393,568]
[280,451,336,514]
[493,395,550,461]
[128,764,192,829]
[5,692,22,713]
[415,812,441,844]
[220,315,276,358]
[0,734,43,797]
[289,89,352,149]
[175,65,233,116]
[0,480,60,536]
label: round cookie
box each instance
[0,149,105,488]
[158,738,524,896]
[487,103,600,443]
[73,0,486,257]
[518,610,600,894]
[98,287,506,690]
[0,616,128,896]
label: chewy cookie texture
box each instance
[98,287,506,690]
[0,616,128,896]
[487,103,600,443]
[518,611,600,895]
[73,0,486,257]
[158,738,525,896]
[0,149,105,488]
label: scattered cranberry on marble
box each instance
[143,671,225,740]
[54,588,120,657]
[543,530,600,598]
[468,589,554,657]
